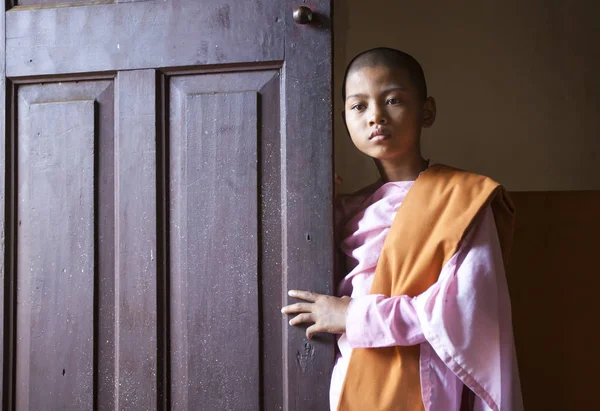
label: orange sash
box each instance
[337,164,514,411]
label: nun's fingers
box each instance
[281,302,313,315]
[287,289,321,302]
[289,313,315,327]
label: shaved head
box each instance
[343,48,428,102]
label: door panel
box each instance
[2,1,333,410]
[115,69,158,410]
[172,91,260,411]
[14,80,116,411]
[17,98,95,411]
[6,1,283,77]
[16,0,109,7]
[168,70,283,410]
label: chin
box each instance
[364,149,400,161]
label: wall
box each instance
[334,0,600,192]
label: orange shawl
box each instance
[337,164,514,411]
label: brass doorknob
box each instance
[293,6,313,25]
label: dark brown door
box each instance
[0,1,334,410]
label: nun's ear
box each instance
[422,97,436,128]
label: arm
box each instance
[344,293,425,347]
[343,204,496,350]
[280,204,492,344]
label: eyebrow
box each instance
[345,86,407,101]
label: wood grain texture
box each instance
[6,0,284,77]
[116,69,157,411]
[169,72,282,410]
[168,70,283,410]
[169,70,285,410]
[256,72,284,411]
[16,99,95,411]
[282,1,334,409]
[15,0,111,7]
[13,80,115,411]
[0,0,6,403]
[92,81,117,411]
[507,191,600,411]
[188,91,259,410]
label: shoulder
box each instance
[426,163,500,186]
[427,163,494,180]
[335,180,382,228]
[427,164,515,260]
[338,180,382,207]
[422,164,505,203]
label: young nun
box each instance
[281,47,523,411]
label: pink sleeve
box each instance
[414,206,523,411]
[345,293,426,347]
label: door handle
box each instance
[293,6,313,25]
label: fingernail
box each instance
[288,290,295,296]
[280,308,285,313]
[288,320,293,325]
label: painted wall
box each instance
[334,1,600,192]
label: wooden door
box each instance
[0,1,334,410]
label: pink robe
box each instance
[330,178,523,411]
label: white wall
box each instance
[334,1,600,192]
